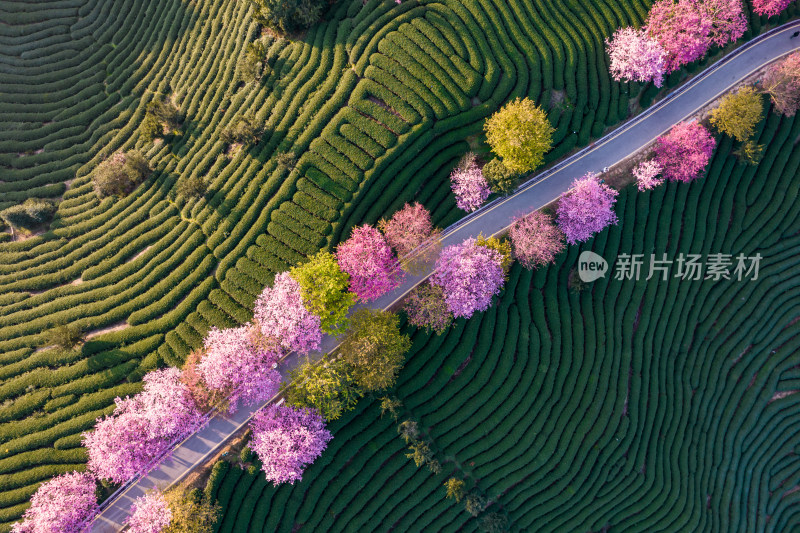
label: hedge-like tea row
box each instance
[207,108,800,532]
[3,0,796,528]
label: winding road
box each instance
[90,20,800,532]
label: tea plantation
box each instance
[206,107,800,532]
[1,0,798,530]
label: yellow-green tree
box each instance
[484,97,555,174]
[291,252,356,336]
[339,309,411,392]
[710,86,764,143]
[444,478,466,503]
[163,488,220,533]
[285,359,362,421]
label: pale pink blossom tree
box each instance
[253,271,322,354]
[125,491,172,533]
[430,238,506,319]
[249,405,333,485]
[379,202,437,258]
[83,368,204,484]
[450,154,490,212]
[633,160,665,191]
[653,122,716,183]
[605,27,667,87]
[336,225,402,301]
[556,173,619,245]
[753,0,793,17]
[509,211,566,269]
[12,472,98,533]
[762,51,800,116]
[199,326,281,413]
[701,0,747,47]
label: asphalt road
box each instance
[90,20,800,532]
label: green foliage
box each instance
[290,252,356,336]
[710,86,764,142]
[734,139,765,165]
[479,512,510,532]
[0,198,57,231]
[475,234,513,275]
[275,151,297,171]
[397,420,419,444]
[237,41,269,82]
[484,97,554,174]
[250,0,327,34]
[176,176,206,199]
[92,151,151,198]
[163,487,220,533]
[43,323,85,351]
[379,396,403,421]
[339,309,411,393]
[405,440,434,468]
[482,158,520,196]
[285,358,362,421]
[465,493,488,517]
[221,114,261,146]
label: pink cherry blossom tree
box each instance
[646,0,713,72]
[753,0,793,17]
[509,211,566,269]
[605,27,667,87]
[633,160,665,191]
[12,472,98,533]
[336,225,402,301]
[556,173,619,245]
[379,202,437,258]
[450,154,490,212]
[701,0,747,47]
[653,122,716,183]
[402,282,453,335]
[430,238,506,319]
[125,491,172,533]
[199,325,281,413]
[249,404,332,485]
[253,271,322,354]
[83,368,204,484]
[762,51,800,116]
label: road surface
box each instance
[90,20,800,532]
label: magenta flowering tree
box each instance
[653,122,716,183]
[379,202,437,258]
[125,491,172,533]
[646,0,746,72]
[249,404,333,485]
[430,238,506,319]
[556,173,619,245]
[254,271,322,354]
[753,0,792,17]
[12,472,98,533]
[83,368,204,484]
[199,326,281,413]
[633,160,665,191]
[336,225,402,301]
[509,211,566,269]
[605,27,667,87]
[450,155,490,212]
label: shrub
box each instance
[339,309,411,393]
[43,322,85,351]
[444,478,465,503]
[250,0,327,35]
[484,97,554,174]
[275,151,297,171]
[92,151,151,198]
[465,493,488,517]
[221,114,260,146]
[176,176,206,199]
[237,41,268,83]
[0,198,57,231]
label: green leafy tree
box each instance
[285,359,362,421]
[465,493,488,517]
[397,420,419,444]
[238,41,269,82]
[290,252,356,335]
[0,198,56,231]
[482,158,520,196]
[484,97,554,174]
[734,139,764,166]
[146,99,179,130]
[379,396,403,420]
[710,86,764,142]
[275,151,297,171]
[44,322,84,351]
[406,440,434,468]
[92,151,151,198]
[221,113,261,146]
[251,0,326,35]
[339,309,411,392]
[162,488,220,533]
[479,512,510,533]
[444,478,466,503]
[176,176,206,199]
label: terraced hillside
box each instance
[206,107,800,532]
[0,0,797,529]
